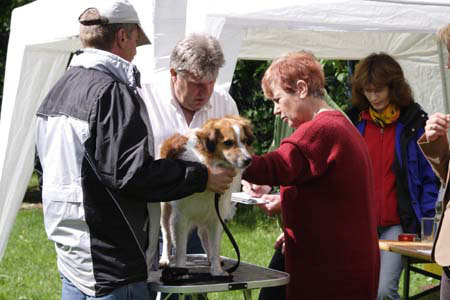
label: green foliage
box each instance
[321,59,354,112]
[230,60,273,155]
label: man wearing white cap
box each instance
[35,1,235,299]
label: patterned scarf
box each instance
[369,103,400,127]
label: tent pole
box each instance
[438,39,449,115]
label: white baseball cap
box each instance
[79,0,151,46]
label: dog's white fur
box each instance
[159,115,254,275]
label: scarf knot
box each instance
[369,103,400,127]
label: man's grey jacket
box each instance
[35,49,207,297]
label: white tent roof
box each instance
[1,0,449,261]
[188,0,450,114]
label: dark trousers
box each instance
[258,245,286,300]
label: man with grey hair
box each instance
[35,2,234,299]
[139,33,239,282]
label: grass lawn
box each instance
[0,203,441,299]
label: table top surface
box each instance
[148,254,289,294]
[379,240,433,261]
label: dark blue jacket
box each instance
[349,103,439,234]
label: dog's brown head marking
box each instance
[196,115,254,168]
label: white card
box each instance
[231,192,267,205]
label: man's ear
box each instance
[170,68,177,83]
[296,80,308,99]
[116,28,128,49]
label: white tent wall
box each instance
[201,0,450,115]
[133,0,188,81]
[0,46,72,260]
[0,0,160,261]
[0,0,83,261]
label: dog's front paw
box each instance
[159,256,170,268]
[210,267,229,277]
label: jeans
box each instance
[61,274,152,300]
[377,225,404,300]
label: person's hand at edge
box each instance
[425,113,450,142]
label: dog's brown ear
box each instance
[160,134,188,158]
[206,128,222,153]
[205,137,216,153]
[197,127,219,153]
[244,127,255,146]
[241,120,255,146]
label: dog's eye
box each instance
[223,140,234,147]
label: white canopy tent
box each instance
[0,0,449,261]
[0,0,183,261]
[186,0,450,114]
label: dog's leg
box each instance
[207,222,227,276]
[159,202,172,267]
[173,217,190,268]
[197,226,210,262]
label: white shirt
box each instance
[138,71,240,277]
[139,71,239,158]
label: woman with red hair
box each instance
[243,51,379,299]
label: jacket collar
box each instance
[69,48,141,89]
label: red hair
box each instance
[261,51,325,99]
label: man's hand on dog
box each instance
[206,166,236,194]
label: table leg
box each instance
[242,289,252,300]
[403,256,410,300]
[161,293,173,300]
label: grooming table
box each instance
[148,254,289,300]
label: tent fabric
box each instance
[0,0,150,261]
[199,0,450,114]
[1,0,449,261]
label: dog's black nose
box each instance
[243,157,252,167]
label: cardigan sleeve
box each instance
[418,133,450,185]
[243,121,337,187]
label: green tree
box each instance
[0,0,33,111]
[230,60,272,154]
